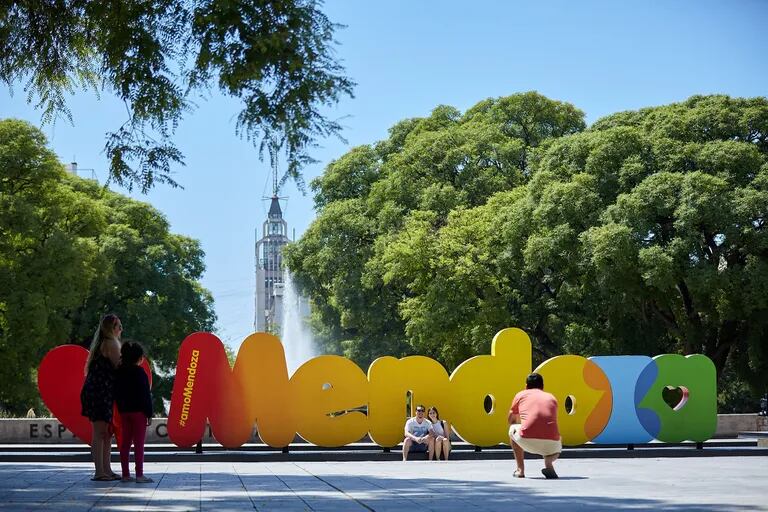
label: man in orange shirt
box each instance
[508,372,562,479]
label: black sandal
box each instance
[541,467,558,479]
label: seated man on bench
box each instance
[402,405,434,461]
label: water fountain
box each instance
[280,272,317,374]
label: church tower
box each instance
[254,160,291,332]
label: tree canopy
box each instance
[0,118,216,414]
[285,92,586,366]
[285,92,768,411]
[0,0,354,192]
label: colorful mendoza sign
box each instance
[39,328,717,448]
[165,328,716,448]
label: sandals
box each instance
[541,467,559,479]
[91,471,121,481]
[513,467,558,479]
[119,475,153,483]
[90,475,118,482]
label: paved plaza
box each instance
[0,457,766,511]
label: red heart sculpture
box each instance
[38,345,93,444]
[38,344,153,446]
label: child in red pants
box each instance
[114,341,154,483]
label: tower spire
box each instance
[270,136,281,196]
[272,150,279,196]
[255,139,290,334]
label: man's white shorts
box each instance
[509,424,562,456]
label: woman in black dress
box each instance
[80,313,122,481]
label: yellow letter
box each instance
[290,355,369,446]
[368,355,451,447]
[449,328,531,446]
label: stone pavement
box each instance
[0,457,766,511]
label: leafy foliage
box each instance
[0,0,354,192]
[285,92,585,368]
[287,93,768,411]
[0,119,216,414]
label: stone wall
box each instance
[1,414,765,444]
[714,413,766,437]
[0,418,221,444]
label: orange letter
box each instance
[168,332,296,448]
[535,355,611,445]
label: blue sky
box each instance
[2,1,767,350]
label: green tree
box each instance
[0,0,354,192]
[0,119,216,414]
[0,119,104,410]
[578,96,768,389]
[289,93,768,411]
[395,95,768,407]
[65,179,216,411]
[285,92,585,368]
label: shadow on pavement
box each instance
[0,463,754,511]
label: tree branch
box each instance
[676,280,701,354]
[649,299,680,334]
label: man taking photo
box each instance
[508,372,562,478]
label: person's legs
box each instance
[434,437,443,460]
[91,421,106,477]
[541,452,559,479]
[402,438,412,461]
[120,413,136,479]
[509,435,525,477]
[544,452,560,470]
[132,414,147,478]
[441,438,451,460]
[102,424,115,477]
[427,437,435,460]
[527,438,561,479]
